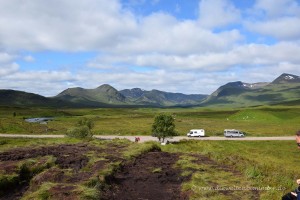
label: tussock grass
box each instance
[21,182,55,200]
[163,140,299,199]
[123,141,161,159]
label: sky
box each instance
[0,0,300,96]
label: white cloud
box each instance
[0,0,137,51]
[23,55,35,62]
[89,42,300,72]
[0,0,243,54]
[246,0,300,40]
[0,70,78,96]
[246,17,300,40]
[0,0,299,97]
[198,0,241,28]
[254,0,300,18]
[0,63,19,76]
[0,52,19,76]
[0,52,15,63]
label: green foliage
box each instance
[67,126,92,139]
[77,185,100,200]
[67,118,94,139]
[21,182,55,200]
[152,114,178,142]
[77,118,94,130]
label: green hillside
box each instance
[201,73,300,107]
[0,90,73,108]
[55,84,127,107]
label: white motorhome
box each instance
[224,129,244,137]
[187,129,205,137]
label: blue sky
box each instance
[0,0,300,96]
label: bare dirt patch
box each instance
[101,150,189,200]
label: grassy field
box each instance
[162,140,299,199]
[0,105,300,136]
[0,137,298,199]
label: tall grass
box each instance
[163,140,299,199]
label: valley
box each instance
[1,73,300,199]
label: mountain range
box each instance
[1,73,300,108]
[55,84,207,107]
[201,73,300,107]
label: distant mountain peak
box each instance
[272,73,300,84]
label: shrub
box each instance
[67,126,93,139]
[66,118,94,139]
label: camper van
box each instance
[224,129,244,137]
[187,129,205,137]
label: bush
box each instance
[66,118,94,139]
[67,126,93,139]
[77,118,94,130]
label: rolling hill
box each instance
[55,84,127,107]
[0,90,72,107]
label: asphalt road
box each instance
[0,134,295,142]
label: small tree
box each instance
[152,114,177,143]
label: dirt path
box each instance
[101,150,189,200]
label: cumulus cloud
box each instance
[0,63,19,76]
[246,0,300,40]
[198,0,241,28]
[0,0,137,51]
[246,17,300,40]
[0,0,299,96]
[0,70,79,96]
[254,0,300,18]
[0,52,19,76]
[23,55,35,62]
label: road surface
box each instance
[0,134,295,142]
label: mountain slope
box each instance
[55,84,127,107]
[120,88,207,106]
[0,90,72,107]
[201,73,300,107]
[271,73,300,84]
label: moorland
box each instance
[0,104,299,200]
[1,73,300,199]
[0,105,299,136]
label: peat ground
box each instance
[101,150,189,200]
[0,140,261,200]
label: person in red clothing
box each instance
[296,130,300,149]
